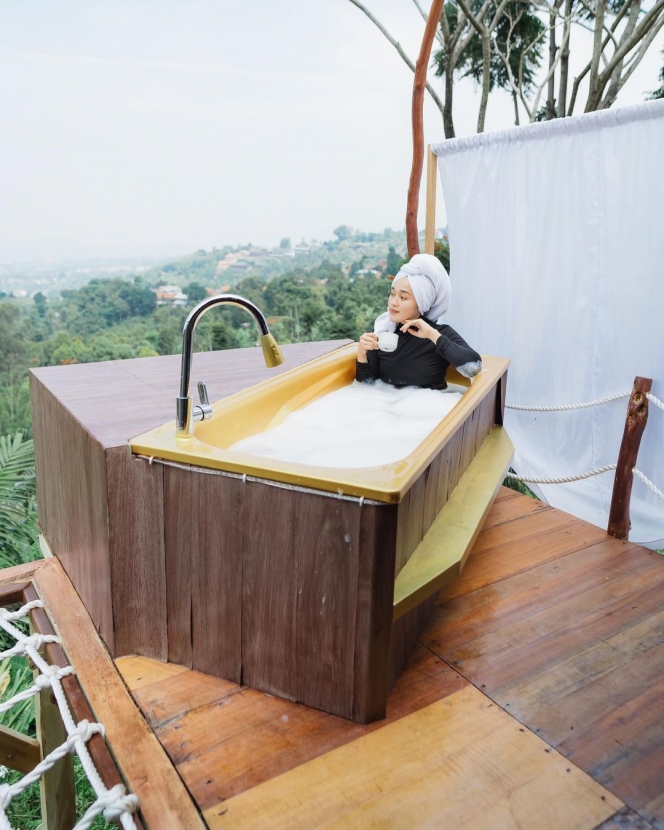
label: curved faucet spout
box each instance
[176,293,284,435]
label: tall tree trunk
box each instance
[557,0,573,116]
[547,1,563,118]
[443,50,456,138]
[512,90,520,125]
[586,0,607,111]
[477,32,491,132]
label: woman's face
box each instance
[388,278,419,323]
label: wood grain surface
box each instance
[205,685,621,829]
[118,488,664,828]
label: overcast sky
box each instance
[1,1,662,261]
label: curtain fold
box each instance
[434,100,664,546]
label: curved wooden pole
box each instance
[406,0,445,258]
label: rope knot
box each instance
[70,719,105,745]
[35,664,75,690]
[100,784,140,821]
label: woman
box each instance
[356,253,481,389]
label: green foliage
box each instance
[650,49,664,99]
[0,433,40,567]
[183,281,208,303]
[434,0,545,93]
[503,469,539,500]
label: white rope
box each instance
[505,464,616,485]
[647,392,664,412]
[0,600,139,829]
[633,468,664,502]
[505,391,630,411]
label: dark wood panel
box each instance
[106,447,167,659]
[192,473,244,682]
[352,502,399,723]
[164,466,193,667]
[241,481,297,700]
[294,497,361,719]
[30,375,114,650]
[387,594,436,692]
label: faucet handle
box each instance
[192,381,212,423]
[198,381,210,407]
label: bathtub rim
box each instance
[129,344,510,504]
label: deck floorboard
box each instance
[117,487,664,828]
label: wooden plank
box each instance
[594,806,657,829]
[393,426,514,620]
[204,685,621,829]
[241,481,297,700]
[482,486,550,528]
[352,501,398,723]
[0,724,40,774]
[153,645,466,811]
[424,145,437,255]
[422,537,645,659]
[164,467,245,681]
[192,473,244,681]
[294,497,360,719]
[106,446,166,659]
[128,667,240,728]
[163,466,194,668]
[32,559,204,830]
[115,655,189,691]
[30,375,115,650]
[436,507,609,603]
[36,685,76,829]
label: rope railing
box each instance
[506,465,664,503]
[0,600,139,830]
[505,390,631,411]
[503,377,663,541]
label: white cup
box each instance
[378,331,399,352]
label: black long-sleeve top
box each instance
[355,320,481,390]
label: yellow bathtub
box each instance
[130,343,510,503]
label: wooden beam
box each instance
[29,561,204,830]
[36,685,76,830]
[406,0,445,257]
[424,146,437,255]
[393,426,514,620]
[607,376,652,540]
[0,724,40,775]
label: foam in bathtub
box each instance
[229,380,464,468]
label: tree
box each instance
[279,237,291,249]
[183,281,208,303]
[33,292,47,318]
[650,47,664,97]
[346,0,664,132]
[333,225,354,241]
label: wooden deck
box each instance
[117,487,664,829]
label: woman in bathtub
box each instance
[356,253,481,389]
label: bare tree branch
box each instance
[411,0,445,46]
[346,0,445,115]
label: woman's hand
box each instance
[400,318,440,343]
[357,332,379,363]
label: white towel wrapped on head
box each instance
[374,254,451,334]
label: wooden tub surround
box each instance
[30,341,511,724]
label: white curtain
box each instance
[433,100,664,547]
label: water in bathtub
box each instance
[228,379,465,468]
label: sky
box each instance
[1,1,662,261]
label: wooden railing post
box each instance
[607,376,652,540]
